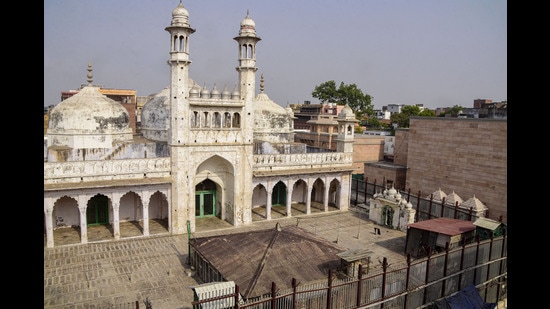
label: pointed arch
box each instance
[195,155,235,223]
[271,181,287,206]
[87,194,110,226]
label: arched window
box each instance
[213,112,221,128]
[224,112,232,128]
[232,113,241,128]
[202,111,209,128]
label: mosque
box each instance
[43,1,358,248]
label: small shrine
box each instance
[368,185,416,232]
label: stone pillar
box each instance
[76,195,88,244]
[286,186,293,217]
[306,184,312,215]
[44,198,55,248]
[266,188,272,220]
[143,199,150,236]
[112,202,120,240]
[323,180,330,212]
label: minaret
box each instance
[336,105,359,153]
[165,0,195,146]
[165,1,195,234]
[233,10,261,142]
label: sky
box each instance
[44,0,507,110]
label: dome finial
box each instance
[86,62,93,85]
[260,73,265,93]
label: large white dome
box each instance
[47,86,133,149]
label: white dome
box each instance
[239,12,256,36]
[170,2,190,27]
[47,86,133,149]
[141,87,170,142]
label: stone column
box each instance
[112,201,120,240]
[78,195,88,244]
[143,198,150,236]
[286,185,293,217]
[266,187,272,220]
[306,182,312,215]
[44,197,55,248]
[323,178,330,212]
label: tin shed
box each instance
[473,217,507,241]
[405,218,476,258]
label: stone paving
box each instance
[44,204,411,309]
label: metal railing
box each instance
[191,234,506,308]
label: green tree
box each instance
[419,109,436,117]
[390,112,410,128]
[390,105,436,128]
[312,80,374,118]
[446,105,463,117]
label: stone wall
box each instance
[406,117,507,223]
[352,135,385,174]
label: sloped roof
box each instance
[407,218,475,236]
[461,195,487,211]
[428,188,447,201]
[473,217,505,231]
[189,224,346,299]
[445,191,463,206]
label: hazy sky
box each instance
[44,0,507,110]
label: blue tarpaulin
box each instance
[432,284,496,309]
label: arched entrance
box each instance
[87,194,109,226]
[271,181,287,206]
[382,205,395,228]
[195,179,217,218]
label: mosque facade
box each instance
[44,2,358,248]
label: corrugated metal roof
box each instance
[407,218,475,236]
[473,217,505,230]
[190,281,237,309]
[189,224,346,299]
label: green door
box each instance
[87,195,109,226]
[195,191,216,217]
[271,181,287,206]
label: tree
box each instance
[390,105,436,128]
[446,105,463,117]
[419,109,436,117]
[312,80,374,118]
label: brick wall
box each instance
[393,129,409,166]
[352,135,385,174]
[405,117,507,223]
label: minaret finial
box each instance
[247,9,249,16]
[86,62,93,85]
[260,73,265,93]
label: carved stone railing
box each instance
[44,152,353,185]
[44,158,172,185]
[253,152,353,172]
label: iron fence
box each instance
[191,234,507,308]
[350,177,497,223]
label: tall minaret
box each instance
[165,1,195,234]
[233,11,261,142]
[166,0,195,146]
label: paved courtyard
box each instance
[44,205,410,309]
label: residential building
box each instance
[293,102,344,151]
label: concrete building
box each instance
[44,2,358,248]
